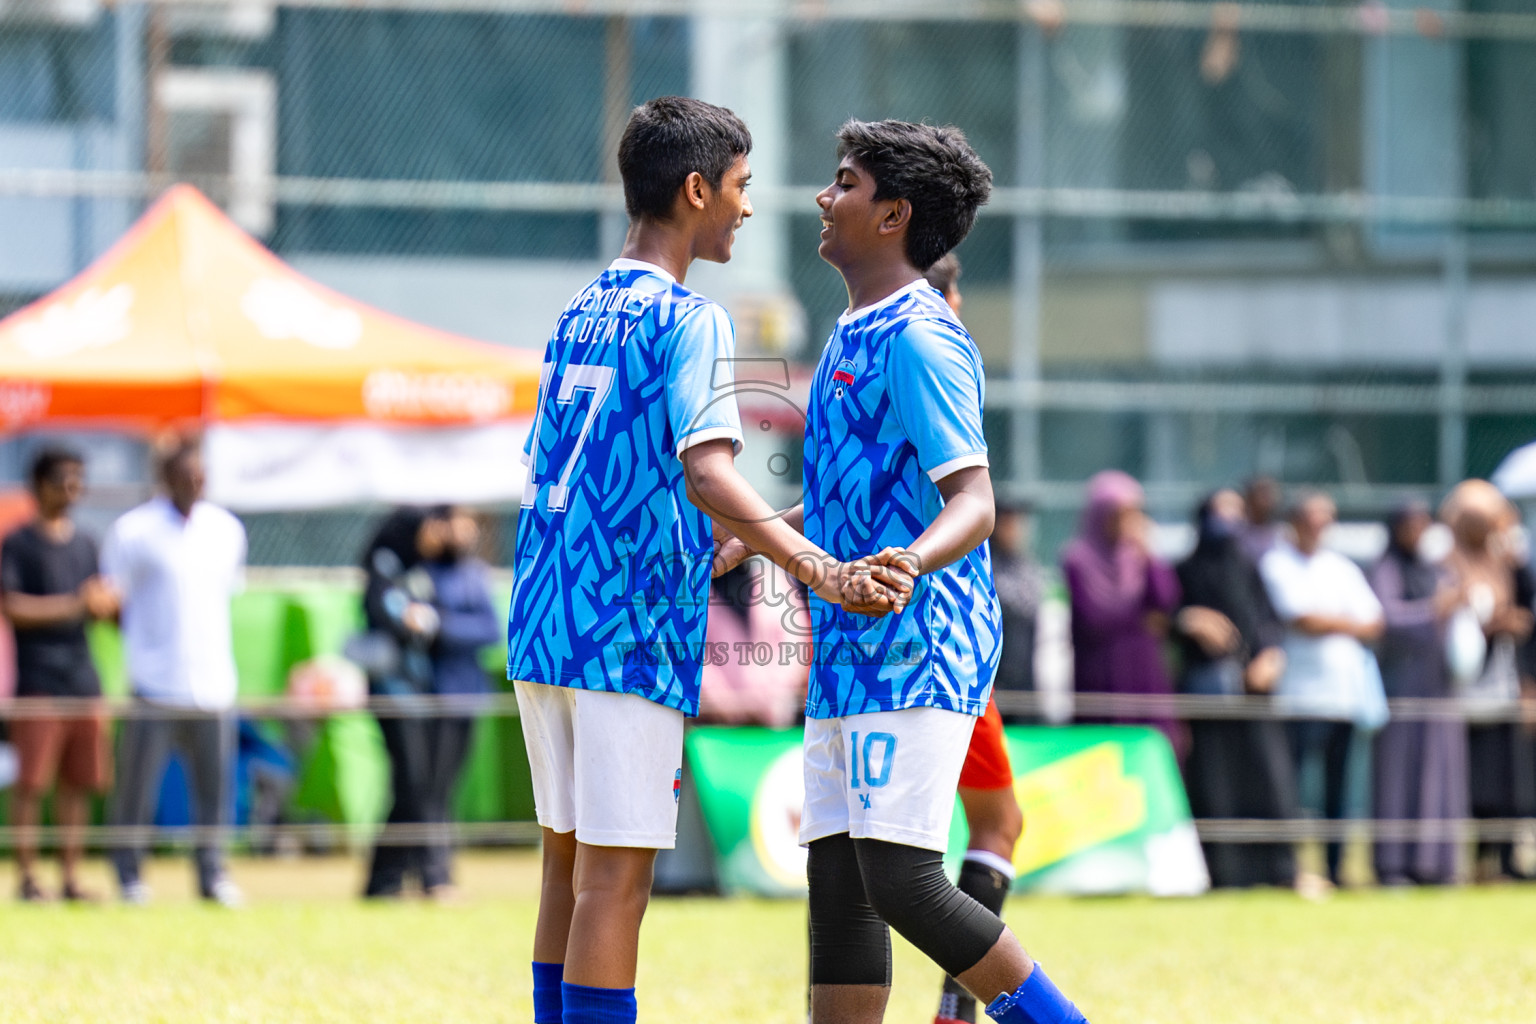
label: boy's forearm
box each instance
[906,491,994,575]
[900,466,995,576]
[717,505,803,539]
[687,448,831,587]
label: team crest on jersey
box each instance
[832,359,857,399]
[673,769,683,803]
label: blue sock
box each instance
[985,963,1086,1024]
[532,962,564,1024]
[561,982,637,1024]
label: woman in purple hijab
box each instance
[1061,470,1186,757]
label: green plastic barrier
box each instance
[278,583,391,839]
[453,716,503,823]
[82,580,534,840]
[684,724,1210,898]
[479,580,513,676]
[461,579,536,826]
[86,621,126,699]
[289,711,390,841]
[231,589,297,698]
[274,584,384,836]
[275,581,532,837]
[87,584,336,701]
[450,698,537,825]
[284,585,365,658]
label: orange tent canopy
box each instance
[0,185,541,431]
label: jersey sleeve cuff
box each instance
[926,452,989,482]
[676,426,744,458]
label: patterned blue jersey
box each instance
[803,280,1002,719]
[508,259,742,716]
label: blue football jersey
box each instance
[508,259,742,716]
[802,280,1002,719]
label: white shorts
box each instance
[514,680,685,849]
[800,706,977,853]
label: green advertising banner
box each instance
[684,724,1208,898]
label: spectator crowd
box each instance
[0,439,501,905]
[2,436,1533,901]
[1056,471,1536,891]
[2,438,248,905]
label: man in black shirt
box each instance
[1,447,118,901]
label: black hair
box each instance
[1286,488,1334,523]
[154,434,202,483]
[618,96,752,221]
[835,119,993,270]
[29,445,83,491]
[1386,498,1433,548]
[1243,475,1281,497]
[923,251,961,295]
[362,506,446,573]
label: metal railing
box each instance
[0,688,1530,850]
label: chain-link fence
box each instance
[2,1,1535,894]
[0,0,1535,560]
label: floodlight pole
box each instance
[600,16,632,257]
[145,3,171,179]
[1010,21,1046,499]
[689,12,789,299]
[1438,232,1469,492]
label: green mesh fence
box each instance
[0,1,1534,560]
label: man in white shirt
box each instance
[1260,491,1384,888]
[102,438,247,907]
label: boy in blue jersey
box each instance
[795,121,1087,1024]
[507,97,910,1024]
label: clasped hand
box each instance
[829,547,920,617]
[710,539,920,618]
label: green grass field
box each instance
[1,851,1533,1022]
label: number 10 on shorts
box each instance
[848,731,897,789]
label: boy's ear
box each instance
[683,170,711,213]
[877,197,912,237]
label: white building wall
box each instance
[1150,277,1536,367]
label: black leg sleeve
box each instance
[808,834,892,987]
[854,838,1006,980]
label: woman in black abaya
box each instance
[1175,490,1298,889]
